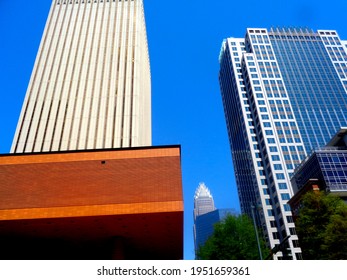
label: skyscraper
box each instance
[1,1,184,260]
[12,0,151,153]
[193,182,215,219]
[193,182,215,254]
[219,27,347,259]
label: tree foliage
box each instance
[295,191,347,260]
[197,214,269,260]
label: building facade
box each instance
[290,128,347,207]
[0,146,183,259]
[194,208,237,256]
[219,27,347,259]
[12,0,151,153]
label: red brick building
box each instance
[0,146,183,259]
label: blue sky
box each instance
[0,0,346,260]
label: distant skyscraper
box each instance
[219,27,347,259]
[193,182,215,219]
[193,182,215,254]
[12,0,151,153]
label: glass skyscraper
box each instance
[193,182,215,220]
[12,0,151,153]
[193,182,215,254]
[219,27,347,259]
[194,208,237,258]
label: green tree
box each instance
[197,214,269,260]
[295,191,347,259]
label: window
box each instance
[278,183,287,189]
[271,155,280,161]
[274,164,282,170]
[292,240,300,248]
[276,173,285,179]
[269,146,277,152]
[268,209,274,216]
[283,204,291,211]
[289,228,296,235]
[281,193,290,200]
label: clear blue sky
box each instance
[0,0,346,260]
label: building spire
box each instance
[193,182,215,220]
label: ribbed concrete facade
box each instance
[12,0,151,153]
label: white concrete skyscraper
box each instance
[12,0,151,153]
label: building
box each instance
[193,183,237,257]
[194,208,237,256]
[289,127,347,220]
[193,183,215,254]
[0,146,183,259]
[12,0,151,153]
[1,0,183,260]
[193,183,215,219]
[219,27,347,259]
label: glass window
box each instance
[271,155,280,161]
[284,204,291,211]
[269,146,277,152]
[274,164,282,170]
